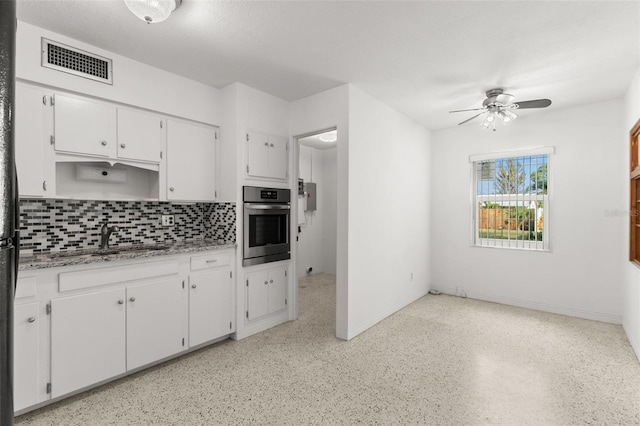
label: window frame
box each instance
[469,147,554,252]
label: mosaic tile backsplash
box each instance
[19,199,236,255]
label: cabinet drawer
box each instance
[59,259,180,292]
[15,276,37,300]
[190,252,230,271]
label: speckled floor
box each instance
[15,273,640,425]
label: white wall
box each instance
[16,21,221,125]
[297,145,337,278]
[321,148,338,274]
[289,85,349,338]
[431,99,626,323]
[346,85,431,339]
[624,67,640,361]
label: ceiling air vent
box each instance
[41,38,113,85]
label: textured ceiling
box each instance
[17,0,640,130]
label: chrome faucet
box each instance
[100,223,120,249]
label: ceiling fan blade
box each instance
[449,107,485,113]
[514,99,552,109]
[458,112,485,126]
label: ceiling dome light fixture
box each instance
[318,131,337,143]
[124,0,182,24]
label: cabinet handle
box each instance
[192,284,197,289]
[118,300,124,305]
[169,187,175,192]
[101,141,108,146]
[270,143,274,148]
[129,297,136,302]
[27,317,36,323]
[264,280,268,285]
[120,143,126,148]
[205,259,218,264]
[270,279,273,283]
[42,180,47,191]
[264,142,268,147]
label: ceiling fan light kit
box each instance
[450,88,551,131]
[124,0,182,24]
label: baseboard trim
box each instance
[431,285,622,324]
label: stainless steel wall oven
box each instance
[243,186,291,266]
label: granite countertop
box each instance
[19,240,237,270]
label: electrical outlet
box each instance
[161,215,174,226]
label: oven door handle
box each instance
[244,203,291,210]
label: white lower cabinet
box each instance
[246,267,287,321]
[127,277,186,370]
[13,302,40,411]
[189,269,233,347]
[19,249,235,413]
[51,288,126,399]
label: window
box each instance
[630,119,640,264]
[471,148,553,251]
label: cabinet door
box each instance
[246,271,269,321]
[268,268,287,314]
[117,108,162,163]
[246,131,269,178]
[127,277,186,370]
[15,84,47,197]
[189,269,232,347]
[51,288,126,398]
[13,302,40,412]
[166,119,216,202]
[54,93,116,157]
[268,136,288,180]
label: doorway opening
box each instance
[293,128,338,333]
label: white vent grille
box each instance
[41,38,113,85]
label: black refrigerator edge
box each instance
[0,0,18,424]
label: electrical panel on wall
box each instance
[304,182,316,212]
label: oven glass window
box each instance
[248,214,287,247]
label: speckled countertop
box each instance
[19,240,237,270]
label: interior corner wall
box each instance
[430,99,627,324]
[346,85,431,340]
[289,84,349,339]
[624,66,640,361]
[16,21,221,125]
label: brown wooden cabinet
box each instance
[630,119,640,265]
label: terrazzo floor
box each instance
[15,273,640,425]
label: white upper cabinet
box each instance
[246,131,288,180]
[53,93,116,158]
[267,135,288,180]
[116,108,162,163]
[15,84,49,197]
[53,93,163,166]
[166,119,217,202]
[246,131,269,178]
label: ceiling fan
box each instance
[450,88,552,130]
